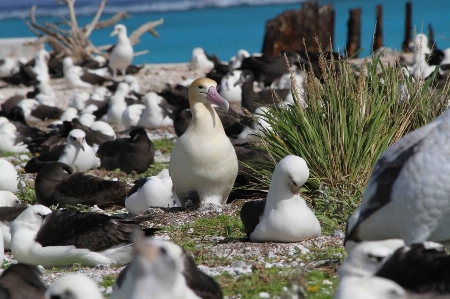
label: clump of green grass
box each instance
[246,50,449,228]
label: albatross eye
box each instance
[367,253,384,262]
[72,136,76,140]
[160,247,167,255]
[291,180,298,186]
[198,85,204,89]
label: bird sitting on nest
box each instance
[35,162,130,208]
[109,24,134,78]
[63,57,111,88]
[169,78,238,207]
[125,169,174,214]
[0,191,21,207]
[97,128,155,174]
[10,205,158,268]
[110,231,223,299]
[240,155,321,242]
[0,158,19,192]
[0,205,28,250]
[335,240,450,298]
[24,129,99,173]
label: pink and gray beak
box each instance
[110,29,118,37]
[206,86,229,112]
[77,138,85,152]
[290,181,301,194]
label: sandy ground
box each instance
[0,63,207,108]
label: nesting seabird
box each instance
[60,107,79,122]
[109,24,134,77]
[136,92,174,129]
[78,112,97,127]
[0,206,28,250]
[0,121,29,153]
[97,128,154,174]
[235,70,290,114]
[125,169,174,214]
[101,93,128,125]
[0,159,19,192]
[345,108,450,249]
[219,70,242,103]
[32,49,50,84]
[18,99,64,122]
[110,232,222,299]
[228,49,250,70]
[63,57,111,88]
[189,47,215,70]
[10,205,158,268]
[169,78,238,206]
[239,51,300,86]
[24,129,99,173]
[90,120,116,139]
[240,155,321,242]
[123,104,145,129]
[0,263,46,299]
[0,191,21,207]
[35,162,130,208]
[335,241,450,298]
[45,273,103,299]
[375,242,450,294]
[338,240,406,279]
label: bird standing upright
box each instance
[109,24,134,78]
[169,78,238,207]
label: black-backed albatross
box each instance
[35,162,130,208]
[345,108,450,250]
[10,205,158,268]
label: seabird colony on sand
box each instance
[3,35,450,298]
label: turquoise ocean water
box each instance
[0,0,449,64]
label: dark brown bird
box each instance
[235,70,289,114]
[97,128,155,174]
[35,162,130,208]
[0,264,46,299]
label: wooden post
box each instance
[372,5,383,52]
[300,1,320,52]
[346,8,361,57]
[318,4,335,52]
[428,23,436,49]
[402,2,412,51]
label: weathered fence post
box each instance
[402,1,412,51]
[261,0,335,56]
[346,8,361,57]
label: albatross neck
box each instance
[188,101,224,133]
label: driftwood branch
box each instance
[84,0,107,37]
[134,50,150,57]
[64,0,79,31]
[24,0,161,62]
[129,18,164,45]
[94,11,130,30]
